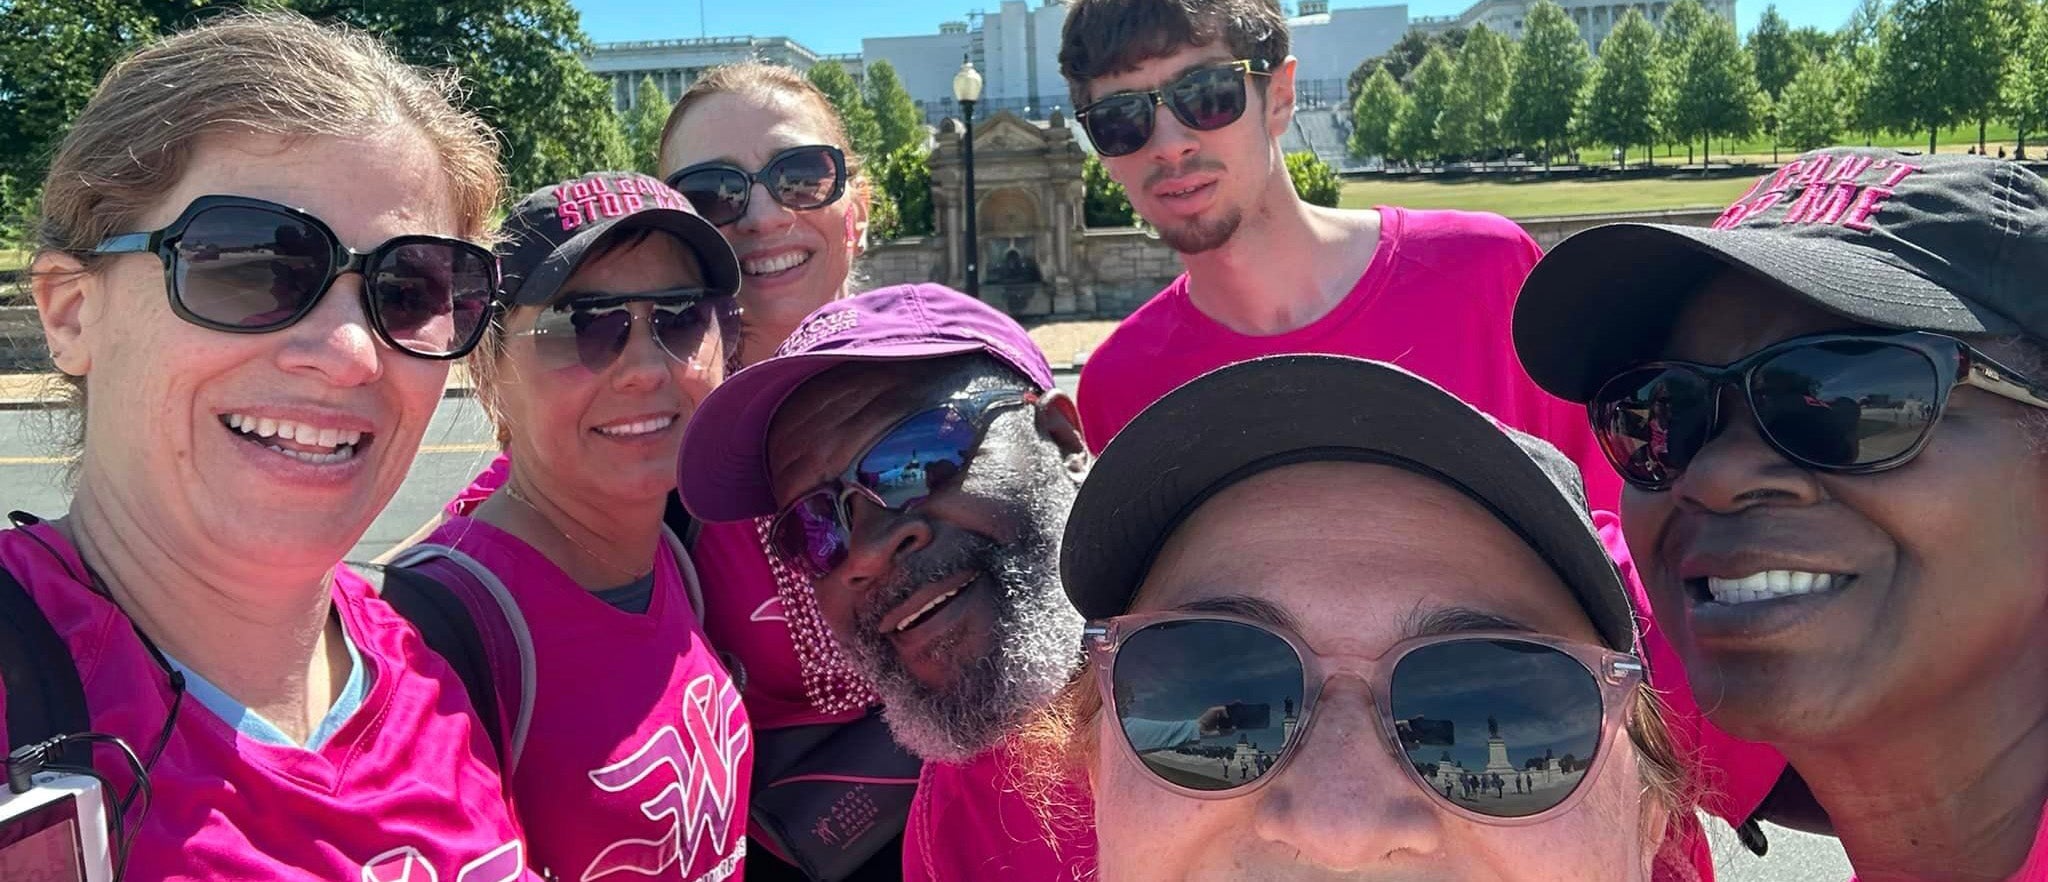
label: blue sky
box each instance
[572,0,1862,56]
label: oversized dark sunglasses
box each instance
[768,388,1036,579]
[513,290,740,373]
[1592,330,2048,491]
[91,194,497,359]
[664,145,848,227]
[1087,613,1644,821]
[1075,59,1274,158]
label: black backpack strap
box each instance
[0,564,92,767]
[378,563,506,758]
[663,490,701,552]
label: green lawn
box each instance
[1340,176,1757,218]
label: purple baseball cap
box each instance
[678,283,1057,522]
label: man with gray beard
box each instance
[679,284,1095,880]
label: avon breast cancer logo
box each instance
[581,676,752,882]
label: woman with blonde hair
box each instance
[0,12,533,879]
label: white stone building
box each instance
[582,36,861,113]
[1412,0,1737,51]
[861,0,1410,123]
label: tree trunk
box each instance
[1929,127,1937,154]
[1979,118,1987,155]
[2019,126,2029,161]
[1703,135,1710,170]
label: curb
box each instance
[0,364,1083,412]
[0,384,483,412]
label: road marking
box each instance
[0,441,497,466]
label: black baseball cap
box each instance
[1059,354,1639,653]
[497,171,741,307]
[1516,147,2048,402]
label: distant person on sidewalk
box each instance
[1058,0,1619,513]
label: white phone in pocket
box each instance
[0,772,114,882]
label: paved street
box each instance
[0,372,1850,879]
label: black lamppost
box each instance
[953,56,984,298]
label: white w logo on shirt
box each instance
[580,676,751,881]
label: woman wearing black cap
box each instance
[1514,147,2048,881]
[379,172,756,882]
[1033,354,1696,881]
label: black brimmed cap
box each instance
[1516,147,2048,403]
[1059,354,1638,653]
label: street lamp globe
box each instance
[953,57,983,104]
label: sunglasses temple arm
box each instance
[91,232,152,254]
[1969,361,2048,411]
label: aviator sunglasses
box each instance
[1592,330,2048,491]
[1075,58,1274,157]
[513,289,741,373]
[1088,612,1644,821]
[664,144,848,227]
[91,194,498,359]
[768,388,1036,578]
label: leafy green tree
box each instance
[1284,152,1341,208]
[1842,0,1890,52]
[1581,8,1660,167]
[1394,46,1457,162]
[1505,1,1588,169]
[1348,64,1407,160]
[302,0,633,194]
[1749,5,1802,99]
[870,143,932,239]
[1667,12,1764,164]
[1654,0,1713,162]
[0,0,235,193]
[864,60,924,157]
[1873,0,2013,152]
[1082,155,1134,227]
[1778,60,1846,150]
[621,76,669,176]
[2005,0,2048,157]
[1788,25,1840,62]
[1749,4,1802,158]
[1439,23,1513,160]
[1347,26,1467,102]
[807,61,882,161]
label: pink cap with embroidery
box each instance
[678,283,1055,523]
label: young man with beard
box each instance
[678,284,1095,880]
[1059,0,1621,512]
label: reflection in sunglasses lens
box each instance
[771,491,848,577]
[768,148,842,208]
[1595,367,1714,486]
[855,406,979,509]
[175,205,331,330]
[1752,341,1937,469]
[677,168,750,225]
[1390,639,1603,818]
[1174,69,1244,129]
[1087,96,1154,157]
[1113,620,1305,792]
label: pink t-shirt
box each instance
[905,740,1095,881]
[0,523,539,881]
[425,515,753,882]
[1076,206,1622,514]
[447,454,873,732]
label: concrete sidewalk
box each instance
[0,366,480,410]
